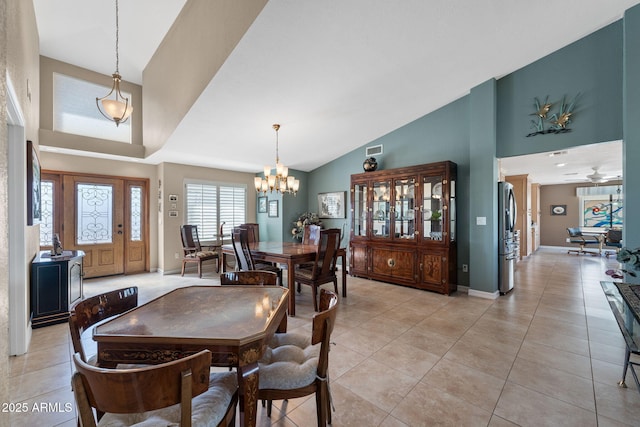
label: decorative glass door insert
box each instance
[76,183,114,244]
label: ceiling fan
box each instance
[586,167,612,183]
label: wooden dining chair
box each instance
[68,287,138,364]
[294,228,340,311]
[181,224,220,278]
[220,270,278,286]
[302,224,322,245]
[72,350,238,427]
[258,289,339,426]
[231,227,283,285]
[240,223,260,243]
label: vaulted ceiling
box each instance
[33,0,639,179]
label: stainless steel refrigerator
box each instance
[498,181,517,294]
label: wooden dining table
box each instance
[93,285,289,427]
[221,241,347,316]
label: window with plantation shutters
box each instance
[185,182,246,238]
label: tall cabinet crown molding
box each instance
[349,161,457,295]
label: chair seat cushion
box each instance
[258,333,319,390]
[97,371,237,427]
[185,251,218,259]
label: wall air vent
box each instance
[365,144,383,157]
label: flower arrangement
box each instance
[291,212,322,240]
[606,247,640,279]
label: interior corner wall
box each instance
[308,97,472,285]
[159,162,257,274]
[623,4,640,284]
[4,0,40,381]
[469,80,499,294]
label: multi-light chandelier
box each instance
[254,124,300,196]
[96,0,133,126]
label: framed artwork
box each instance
[318,191,346,219]
[258,196,268,213]
[551,204,566,216]
[26,140,41,225]
[268,200,279,217]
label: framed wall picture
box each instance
[268,200,279,217]
[551,204,566,216]
[318,191,346,219]
[26,140,41,225]
[258,196,268,213]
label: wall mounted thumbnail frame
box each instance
[268,200,279,217]
[258,196,268,213]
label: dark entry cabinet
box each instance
[30,250,84,328]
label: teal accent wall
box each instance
[469,80,499,293]
[265,7,640,294]
[309,97,472,284]
[497,21,623,157]
[256,170,309,242]
[623,5,640,284]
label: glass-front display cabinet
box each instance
[350,161,457,295]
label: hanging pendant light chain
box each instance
[275,126,280,164]
[115,0,120,75]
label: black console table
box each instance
[600,281,640,393]
[31,250,84,328]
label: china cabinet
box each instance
[349,161,457,294]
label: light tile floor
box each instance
[6,246,640,426]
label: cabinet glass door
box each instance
[352,183,368,237]
[372,180,391,238]
[394,178,416,240]
[422,175,444,241]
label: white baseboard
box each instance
[468,288,500,299]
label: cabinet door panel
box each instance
[420,252,444,287]
[350,244,368,276]
[371,247,415,281]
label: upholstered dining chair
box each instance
[72,349,238,427]
[231,227,283,285]
[181,224,220,278]
[68,287,138,364]
[258,289,338,426]
[219,270,278,286]
[566,227,600,256]
[293,228,340,311]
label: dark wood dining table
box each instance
[93,285,289,427]
[221,241,347,316]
